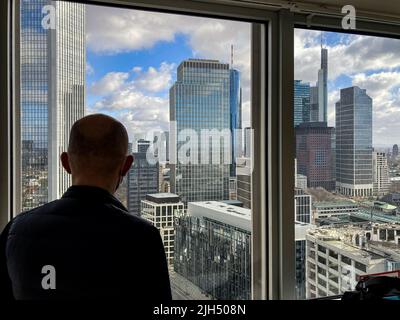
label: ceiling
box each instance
[224,0,400,20]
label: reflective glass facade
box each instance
[294,80,310,127]
[170,59,230,203]
[20,0,85,210]
[336,86,373,197]
[230,69,242,176]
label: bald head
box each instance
[67,114,129,176]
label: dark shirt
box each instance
[0,185,172,300]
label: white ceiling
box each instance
[226,0,400,20]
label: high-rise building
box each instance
[317,47,328,123]
[174,201,251,300]
[20,0,85,210]
[230,69,242,177]
[294,80,310,127]
[236,157,252,209]
[244,127,252,158]
[310,86,319,122]
[295,188,312,223]
[141,193,184,265]
[373,151,390,196]
[393,144,399,158]
[306,224,400,299]
[335,86,373,197]
[295,122,335,191]
[127,140,159,215]
[170,59,230,203]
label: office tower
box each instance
[295,222,315,300]
[170,59,230,203]
[127,140,159,215]
[294,80,310,126]
[244,127,252,158]
[236,157,252,209]
[318,47,328,122]
[295,188,312,223]
[141,193,184,265]
[295,122,335,191]
[229,177,237,200]
[230,69,242,177]
[393,144,399,158]
[306,224,400,299]
[336,86,373,197]
[174,201,251,300]
[20,0,85,210]
[310,86,319,122]
[313,200,358,220]
[309,46,328,122]
[373,152,390,196]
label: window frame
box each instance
[2,0,399,301]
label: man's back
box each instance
[1,185,172,300]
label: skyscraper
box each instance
[295,122,335,191]
[127,140,159,215]
[309,46,328,122]
[294,80,310,126]
[336,86,373,197]
[170,59,230,203]
[230,69,242,177]
[393,144,399,158]
[373,151,390,196]
[20,0,85,210]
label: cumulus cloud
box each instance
[90,72,129,95]
[134,62,175,93]
[86,5,251,128]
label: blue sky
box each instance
[85,5,400,148]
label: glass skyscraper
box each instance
[170,59,231,203]
[230,69,242,177]
[20,0,85,211]
[294,80,310,127]
[127,140,159,216]
[335,86,373,197]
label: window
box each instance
[15,0,257,301]
[295,27,400,300]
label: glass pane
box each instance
[294,28,400,299]
[19,0,254,300]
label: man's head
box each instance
[61,114,134,194]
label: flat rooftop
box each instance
[313,200,358,208]
[188,201,251,232]
[145,193,181,204]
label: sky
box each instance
[85,5,400,148]
[294,29,400,148]
[85,5,251,145]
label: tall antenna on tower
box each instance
[320,31,323,49]
[231,44,234,67]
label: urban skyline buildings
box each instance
[170,59,231,203]
[335,86,373,197]
[20,0,85,210]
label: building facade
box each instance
[335,86,373,197]
[230,69,242,177]
[174,201,251,300]
[236,157,252,209]
[295,122,335,191]
[294,80,310,127]
[127,141,159,216]
[141,193,184,264]
[21,0,85,210]
[373,151,390,196]
[313,200,359,220]
[170,59,231,203]
[295,188,312,223]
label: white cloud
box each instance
[90,72,129,95]
[134,62,175,93]
[86,62,94,75]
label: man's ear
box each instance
[60,152,72,174]
[121,155,134,176]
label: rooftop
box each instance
[145,193,181,204]
[188,201,251,232]
[313,200,358,208]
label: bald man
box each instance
[0,114,172,300]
